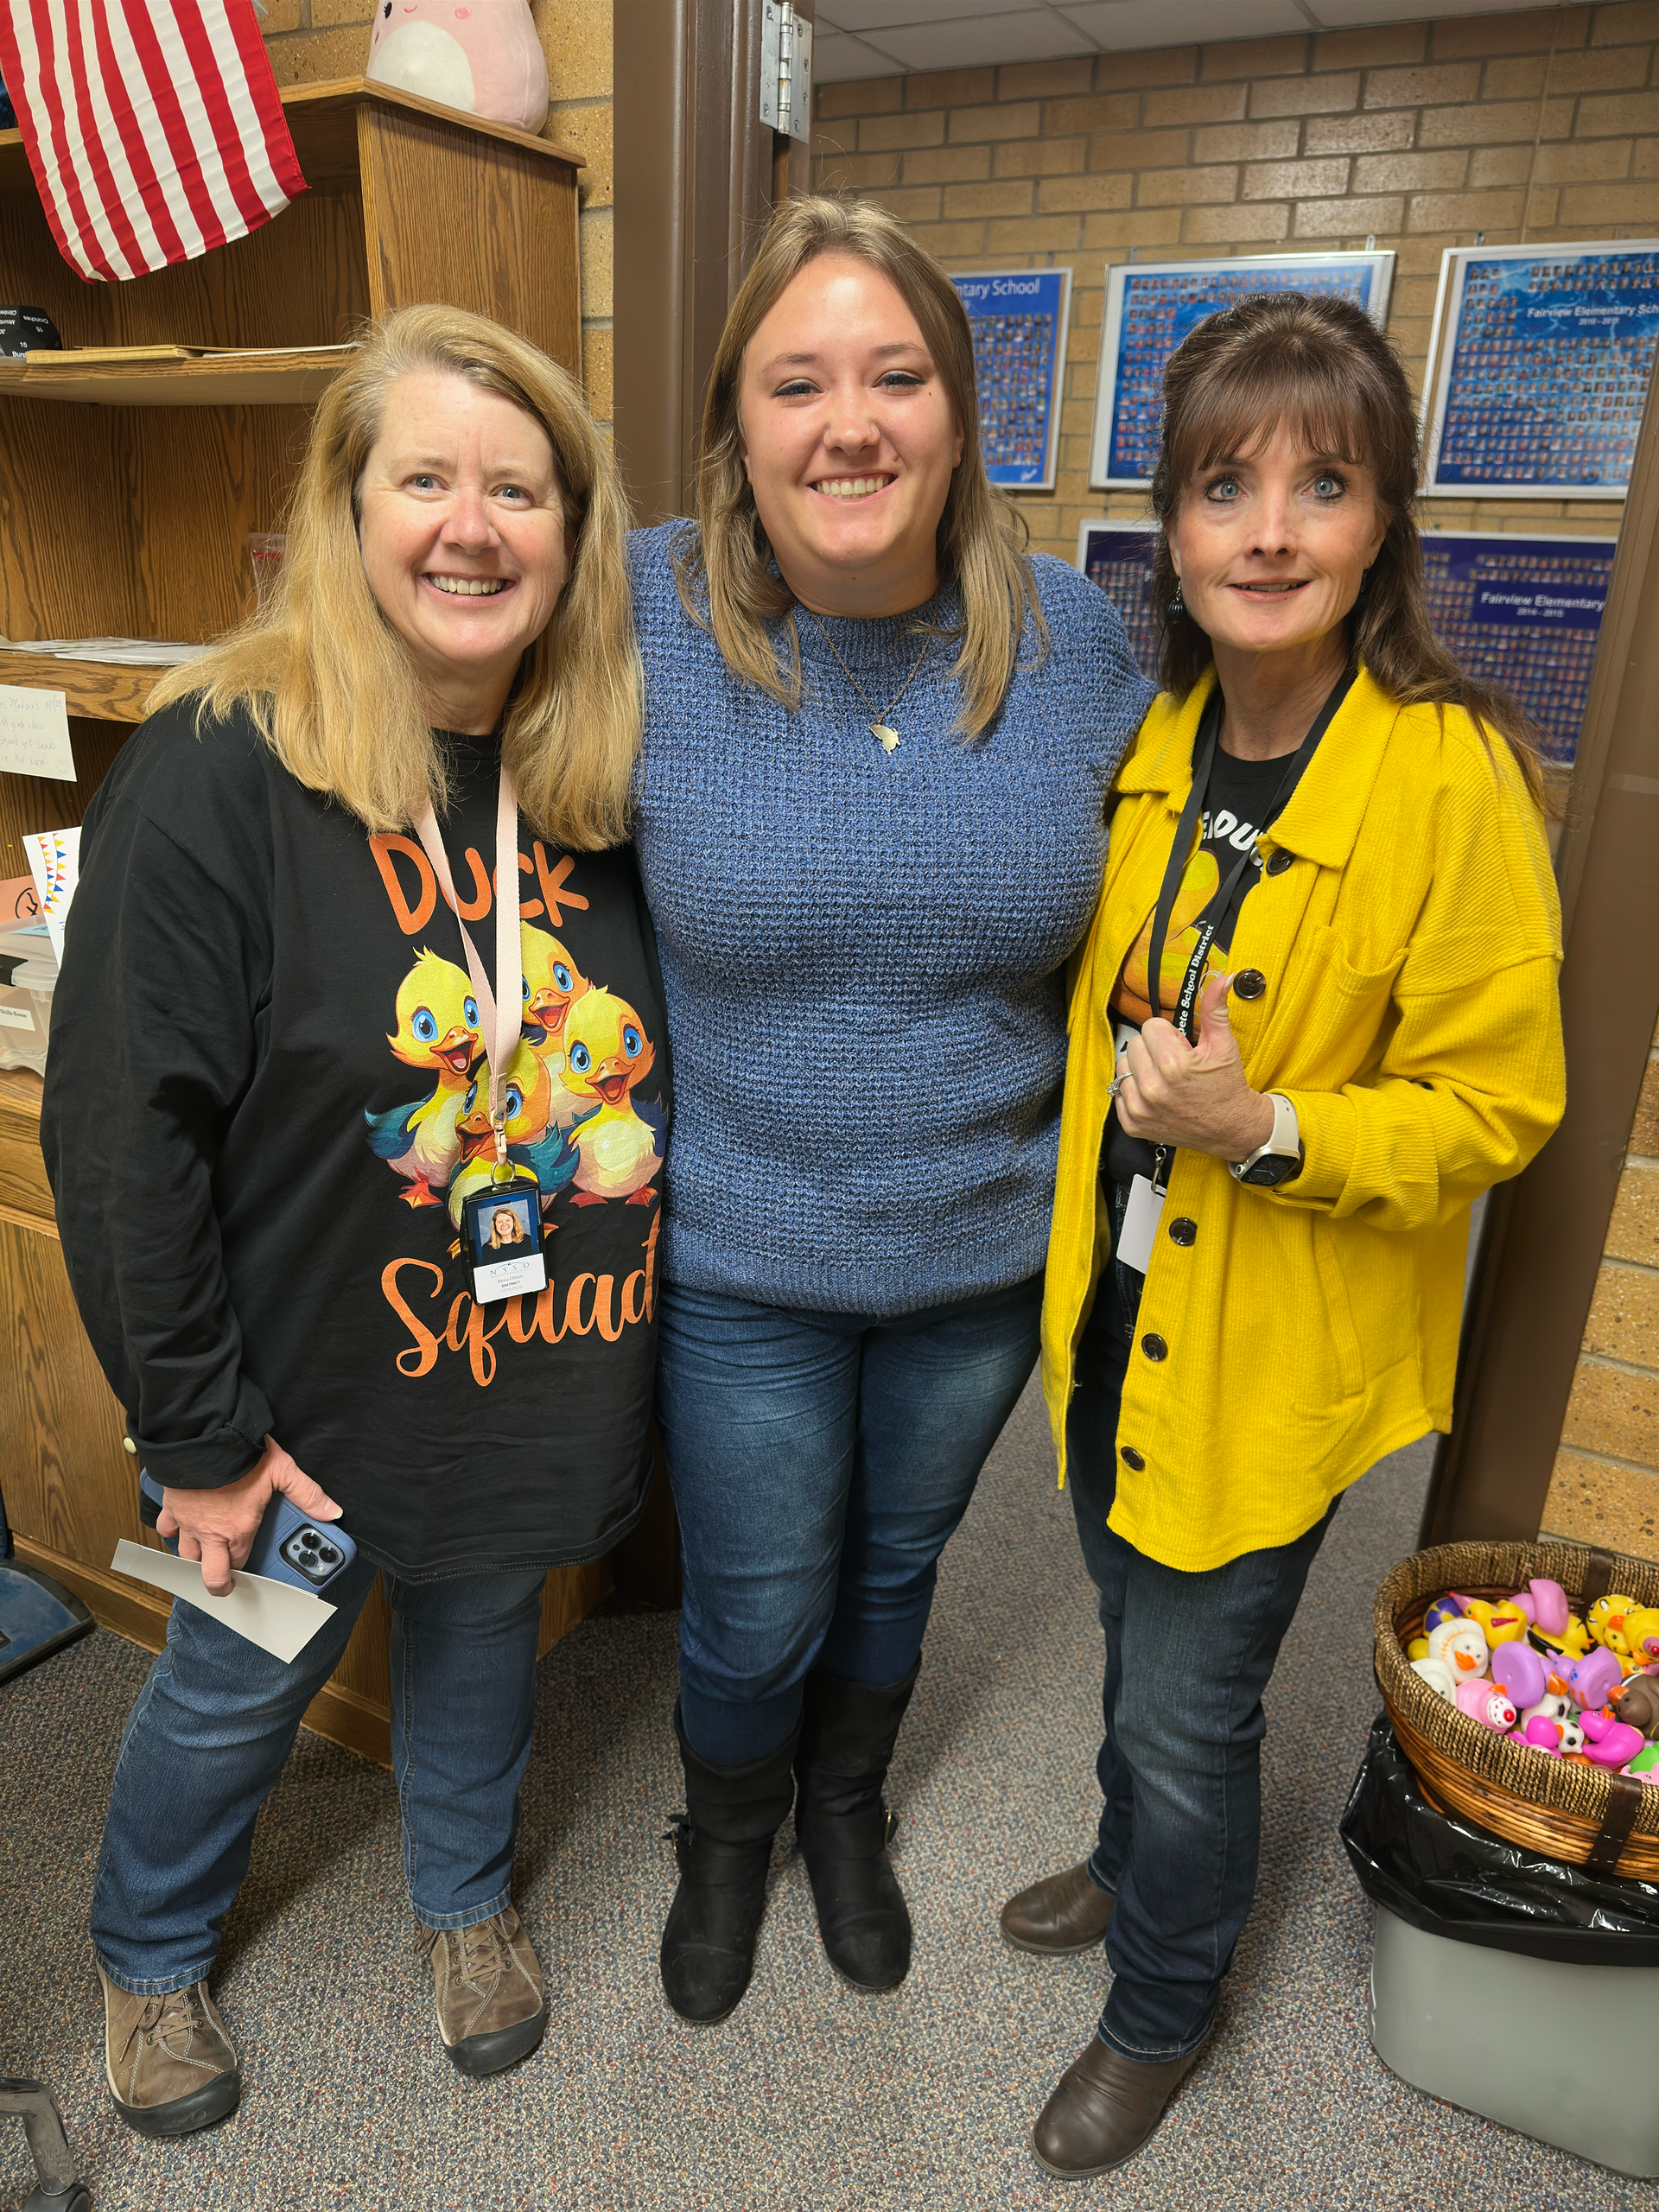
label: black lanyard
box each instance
[1144,672,1352,1043]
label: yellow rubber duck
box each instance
[1454,1596,1530,1648]
[520,922,590,1129]
[446,1040,575,1230]
[562,987,663,1205]
[365,949,482,1206]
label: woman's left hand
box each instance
[1116,972,1276,1160]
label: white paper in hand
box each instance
[111,1539,335,1663]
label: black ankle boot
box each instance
[659,1705,800,2024]
[794,1662,919,1993]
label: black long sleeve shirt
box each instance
[42,701,668,1580]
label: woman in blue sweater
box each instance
[631,196,1152,2024]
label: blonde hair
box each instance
[678,195,1046,739]
[149,305,642,849]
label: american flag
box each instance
[0,0,305,283]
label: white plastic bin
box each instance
[0,979,48,1076]
[1369,1900,1659,2175]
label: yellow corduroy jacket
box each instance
[1041,664,1566,1573]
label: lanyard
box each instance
[413,764,522,1185]
[1144,673,1351,1043]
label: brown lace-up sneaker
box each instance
[416,1903,548,2078]
[98,1962,240,2139]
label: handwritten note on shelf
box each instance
[0,684,74,781]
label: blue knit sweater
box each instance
[630,523,1154,1315]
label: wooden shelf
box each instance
[0,345,352,408]
[0,652,164,723]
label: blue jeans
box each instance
[658,1273,1044,1764]
[1066,1185,1337,2062]
[92,1547,547,1993]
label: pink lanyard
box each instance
[412,765,522,1182]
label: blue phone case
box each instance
[137,1471,356,1597]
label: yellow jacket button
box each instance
[122,1437,137,1455]
[1233,969,1267,1001]
[1265,849,1294,877]
[1168,1217,1197,1246]
[1141,1333,1168,1362]
[1121,1446,1145,1471]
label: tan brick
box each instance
[1562,1357,1659,1465]
[1583,1258,1659,1361]
[1046,93,1142,136]
[993,139,1088,180]
[1135,163,1241,207]
[1080,207,1183,249]
[1293,194,1403,238]
[860,111,945,153]
[1143,84,1249,127]
[997,58,1093,100]
[1490,46,1649,98]
[1086,129,1193,171]
[949,100,1042,143]
[903,146,990,185]
[265,24,370,84]
[1629,137,1659,173]
[578,207,611,318]
[1391,275,1443,319]
[1560,177,1659,219]
[1304,111,1415,156]
[257,0,302,29]
[905,67,996,109]
[1434,6,1592,55]
[1242,156,1351,199]
[1541,1448,1659,1565]
[1249,72,1361,118]
[1352,150,1469,194]
[986,216,1084,252]
[1094,47,1198,91]
[1419,100,1560,147]
[1183,201,1292,243]
[1037,173,1135,214]
[1469,144,1536,188]
[1592,1,1659,42]
[1408,188,1527,231]
[1200,35,1310,81]
[816,78,902,120]
[906,222,995,260]
[1535,137,1637,181]
[1607,1158,1659,1263]
[1364,62,1483,108]
[1313,25,1427,68]
[548,100,613,206]
[942,179,1033,219]
[858,184,943,223]
[580,325,612,423]
[308,0,371,23]
[1581,90,1659,132]
[1193,120,1300,162]
[535,0,609,102]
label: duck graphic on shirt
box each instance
[560,988,664,1205]
[1111,850,1222,1030]
[363,949,483,1206]
[445,1040,580,1231]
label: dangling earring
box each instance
[1168,583,1185,620]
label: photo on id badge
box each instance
[462,1181,548,1303]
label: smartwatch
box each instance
[1230,1091,1303,1188]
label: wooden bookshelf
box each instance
[0,82,605,1765]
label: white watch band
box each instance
[1232,1090,1299,1175]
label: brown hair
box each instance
[149,304,642,849]
[677,194,1045,738]
[1148,290,1547,806]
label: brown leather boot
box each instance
[1031,2031,1208,2177]
[1000,1861,1115,1955]
[416,1904,548,2079]
[98,1962,240,2139]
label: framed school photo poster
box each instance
[1421,241,1659,498]
[950,268,1072,490]
[1089,251,1395,490]
[1076,518,1160,673]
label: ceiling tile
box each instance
[1307,0,1575,17]
[870,11,1095,68]
[1058,0,1306,43]
[810,27,909,78]
[826,0,1050,30]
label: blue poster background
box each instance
[1104,259,1382,482]
[1434,249,1659,491]
[951,270,1067,486]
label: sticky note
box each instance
[111,1540,336,1664]
[0,685,73,781]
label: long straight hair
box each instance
[149,305,642,848]
[679,194,1045,738]
[1149,291,1548,806]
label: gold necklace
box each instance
[804,605,934,754]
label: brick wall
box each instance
[262,0,613,429]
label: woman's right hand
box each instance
[158,1435,342,1598]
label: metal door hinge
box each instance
[760,2,813,143]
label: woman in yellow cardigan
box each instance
[1007,293,1566,2179]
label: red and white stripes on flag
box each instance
[0,0,306,282]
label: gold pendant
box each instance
[872,723,900,753]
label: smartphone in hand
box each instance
[137,1471,357,1597]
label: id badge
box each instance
[461,1177,547,1304]
[1116,1173,1165,1275]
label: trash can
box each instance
[1342,1718,1659,2177]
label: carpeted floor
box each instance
[3,1382,1653,2211]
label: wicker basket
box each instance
[1375,1539,1659,1880]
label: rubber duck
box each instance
[1424,1595,1464,1636]
[1580,1710,1646,1770]
[1411,1656,1458,1702]
[1619,1605,1659,1671]
[561,988,664,1205]
[1519,1694,1585,1755]
[1586,1593,1641,1656]
[520,922,590,1129]
[1550,1644,1624,1712]
[365,949,483,1205]
[1452,1595,1530,1648]
[1624,1742,1659,1783]
[1491,1641,1550,1713]
[1614,1674,1659,1738]
[1427,1617,1490,1679]
[1510,1578,1569,1638]
[1454,1681,1517,1732]
[1528,1608,1592,1660]
[446,1040,578,1230]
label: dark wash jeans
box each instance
[658,1272,1045,1764]
[1065,1182,1338,2063]
[92,1543,546,1994]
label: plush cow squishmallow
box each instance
[366,0,549,137]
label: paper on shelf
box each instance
[23,826,79,960]
[0,684,73,780]
[1,636,212,666]
[111,1539,335,1664]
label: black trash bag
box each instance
[1340,1713,1659,1967]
